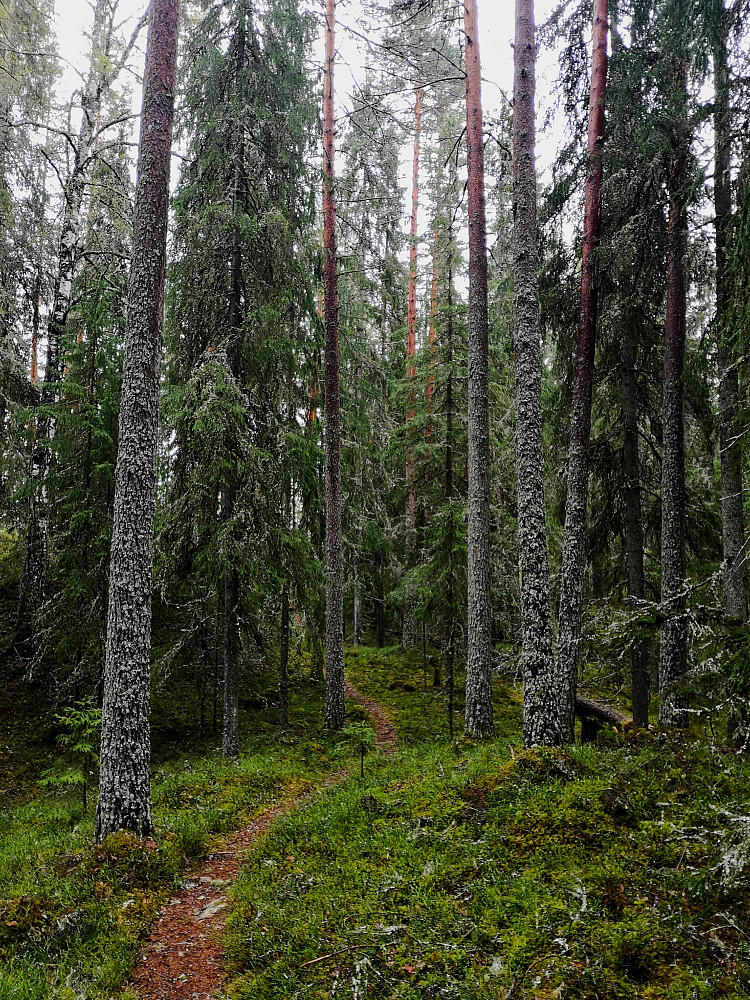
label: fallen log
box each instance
[575,695,631,741]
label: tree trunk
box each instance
[403,86,423,649]
[556,0,608,741]
[18,0,144,638]
[323,0,345,730]
[463,0,493,738]
[713,1,747,621]
[222,553,240,759]
[622,317,650,726]
[280,580,290,727]
[96,0,179,842]
[659,62,689,728]
[512,0,562,748]
[445,233,455,730]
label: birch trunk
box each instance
[556,0,608,742]
[323,0,345,730]
[96,0,179,841]
[713,2,747,621]
[512,0,562,748]
[18,0,146,636]
[659,62,689,727]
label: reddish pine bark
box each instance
[323,0,345,730]
[463,0,493,738]
[556,0,608,741]
[513,0,561,747]
[96,0,179,841]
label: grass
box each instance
[3,641,750,999]
[0,676,359,1000]
[221,647,750,1000]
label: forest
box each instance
[2,0,750,996]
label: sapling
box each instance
[39,700,101,810]
[342,722,377,779]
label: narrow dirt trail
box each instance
[125,684,396,999]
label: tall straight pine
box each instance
[512,0,561,747]
[323,0,345,730]
[463,0,493,738]
[96,0,179,841]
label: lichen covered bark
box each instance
[463,0,493,738]
[322,0,345,730]
[556,0,608,741]
[512,0,562,748]
[96,0,179,841]
[713,4,747,622]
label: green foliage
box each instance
[38,700,101,807]
[222,648,750,1000]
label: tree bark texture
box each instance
[621,317,650,726]
[512,0,563,748]
[556,0,608,742]
[18,0,110,636]
[713,3,747,621]
[323,0,345,730]
[463,0,493,738]
[403,87,422,649]
[659,67,689,727]
[96,0,179,842]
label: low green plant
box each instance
[38,700,101,810]
[341,721,377,778]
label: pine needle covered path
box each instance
[124,683,396,999]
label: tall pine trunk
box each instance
[463,0,493,738]
[713,1,747,621]
[323,0,345,730]
[622,317,650,725]
[403,87,422,649]
[96,0,179,841]
[659,61,689,727]
[556,0,608,740]
[512,0,561,747]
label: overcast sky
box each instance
[53,0,563,147]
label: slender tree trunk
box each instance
[556,0,608,741]
[659,62,689,727]
[280,580,290,727]
[512,0,562,747]
[445,235,455,731]
[463,0,493,738]
[18,0,144,637]
[96,0,179,841]
[323,0,345,729]
[404,87,423,649]
[622,318,650,725]
[222,552,240,758]
[713,2,746,621]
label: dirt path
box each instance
[125,685,396,999]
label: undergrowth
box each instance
[222,647,750,1000]
[0,678,351,1000]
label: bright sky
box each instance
[53,0,561,152]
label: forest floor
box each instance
[124,682,397,1000]
[3,639,750,999]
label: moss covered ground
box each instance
[223,647,750,999]
[2,642,750,999]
